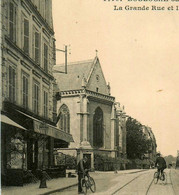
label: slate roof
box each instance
[53,58,95,91]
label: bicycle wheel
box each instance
[154,172,159,184]
[88,176,96,193]
[81,178,87,195]
[161,172,167,185]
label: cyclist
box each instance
[155,152,167,179]
[77,156,88,194]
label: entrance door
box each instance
[27,139,38,171]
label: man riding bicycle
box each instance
[77,156,89,194]
[155,152,167,177]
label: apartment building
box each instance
[1,0,73,186]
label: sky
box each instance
[52,0,179,157]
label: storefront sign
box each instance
[33,120,73,142]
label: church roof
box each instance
[53,58,96,91]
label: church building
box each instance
[54,57,126,169]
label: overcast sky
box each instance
[52,0,179,157]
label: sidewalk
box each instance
[1,177,78,195]
[1,169,148,195]
[94,169,148,174]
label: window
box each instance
[52,40,56,60]
[96,75,99,81]
[22,74,28,108]
[43,90,48,118]
[23,18,29,54]
[33,29,40,64]
[9,2,16,42]
[44,43,48,72]
[9,66,16,102]
[93,107,103,147]
[33,82,39,114]
[57,105,70,133]
[9,133,25,169]
[44,0,49,22]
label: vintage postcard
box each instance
[1,0,179,194]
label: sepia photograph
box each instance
[0,0,179,194]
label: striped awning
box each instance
[1,114,27,130]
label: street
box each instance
[51,169,179,195]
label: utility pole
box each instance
[54,45,69,74]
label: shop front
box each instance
[1,105,74,186]
[1,113,28,186]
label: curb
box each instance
[128,169,149,174]
[40,183,78,195]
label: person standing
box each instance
[77,156,88,194]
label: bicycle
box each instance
[153,170,167,185]
[81,171,96,195]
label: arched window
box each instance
[57,104,70,133]
[93,107,103,147]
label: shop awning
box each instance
[1,114,27,130]
[34,121,74,142]
[16,110,74,143]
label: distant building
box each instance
[142,126,157,164]
[54,57,127,169]
[1,0,73,185]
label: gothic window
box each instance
[93,107,103,147]
[57,105,70,134]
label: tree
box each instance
[164,155,176,165]
[126,117,152,159]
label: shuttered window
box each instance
[23,18,29,54]
[34,31,40,64]
[9,66,16,102]
[33,83,39,114]
[9,2,16,42]
[44,43,48,72]
[22,75,28,108]
[43,90,48,118]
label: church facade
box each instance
[54,57,126,169]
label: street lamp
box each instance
[39,123,48,188]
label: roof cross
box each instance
[95,49,98,57]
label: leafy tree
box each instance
[126,117,152,159]
[164,155,176,165]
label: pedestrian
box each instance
[77,156,88,194]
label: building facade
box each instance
[115,103,127,159]
[1,0,73,185]
[54,57,127,169]
[142,126,157,165]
